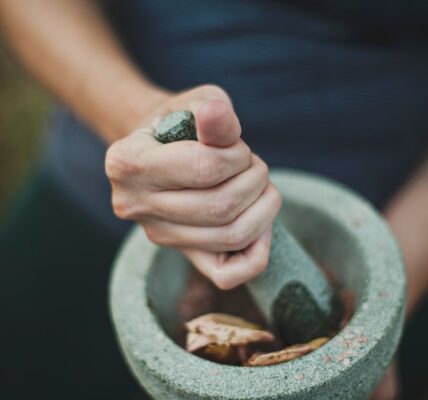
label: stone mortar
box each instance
[110,170,405,400]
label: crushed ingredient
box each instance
[246,337,329,367]
[186,313,275,350]
[185,313,276,364]
[178,269,354,367]
[185,313,330,366]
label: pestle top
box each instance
[155,111,197,143]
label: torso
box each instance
[47,0,428,238]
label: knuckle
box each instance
[240,141,252,162]
[110,190,129,219]
[253,252,270,275]
[112,196,130,220]
[144,225,157,243]
[194,148,223,186]
[271,185,283,211]
[223,224,250,251]
[258,159,270,182]
[105,142,140,181]
[144,225,164,245]
[211,193,239,225]
[212,269,234,290]
[105,144,122,180]
[112,196,140,219]
[233,141,251,169]
[112,195,150,220]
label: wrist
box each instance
[97,79,172,143]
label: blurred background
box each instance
[0,35,50,216]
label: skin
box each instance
[106,88,281,289]
[1,0,427,397]
[371,160,428,400]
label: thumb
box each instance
[153,85,242,148]
[196,98,241,148]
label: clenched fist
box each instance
[106,85,281,289]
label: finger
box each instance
[196,98,241,148]
[141,84,235,137]
[139,137,252,189]
[105,128,161,185]
[107,129,251,189]
[142,183,281,252]
[172,87,240,147]
[181,227,272,290]
[149,155,269,226]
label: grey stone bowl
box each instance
[110,170,405,400]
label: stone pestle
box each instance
[155,110,341,343]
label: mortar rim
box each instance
[110,169,405,399]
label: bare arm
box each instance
[371,159,428,399]
[385,158,428,315]
[0,0,279,290]
[0,0,168,142]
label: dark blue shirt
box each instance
[47,0,428,239]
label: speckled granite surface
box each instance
[110,170,405,399]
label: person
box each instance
[0,1,427,399]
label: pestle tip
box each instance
[272,282,343,344]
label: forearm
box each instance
[0,0,168,142]
[385,158,428,316]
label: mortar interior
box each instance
[146,196,366,344]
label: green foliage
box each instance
[0,39,50,213]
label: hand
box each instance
[105,84,281,289]
[370,361,399,400]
